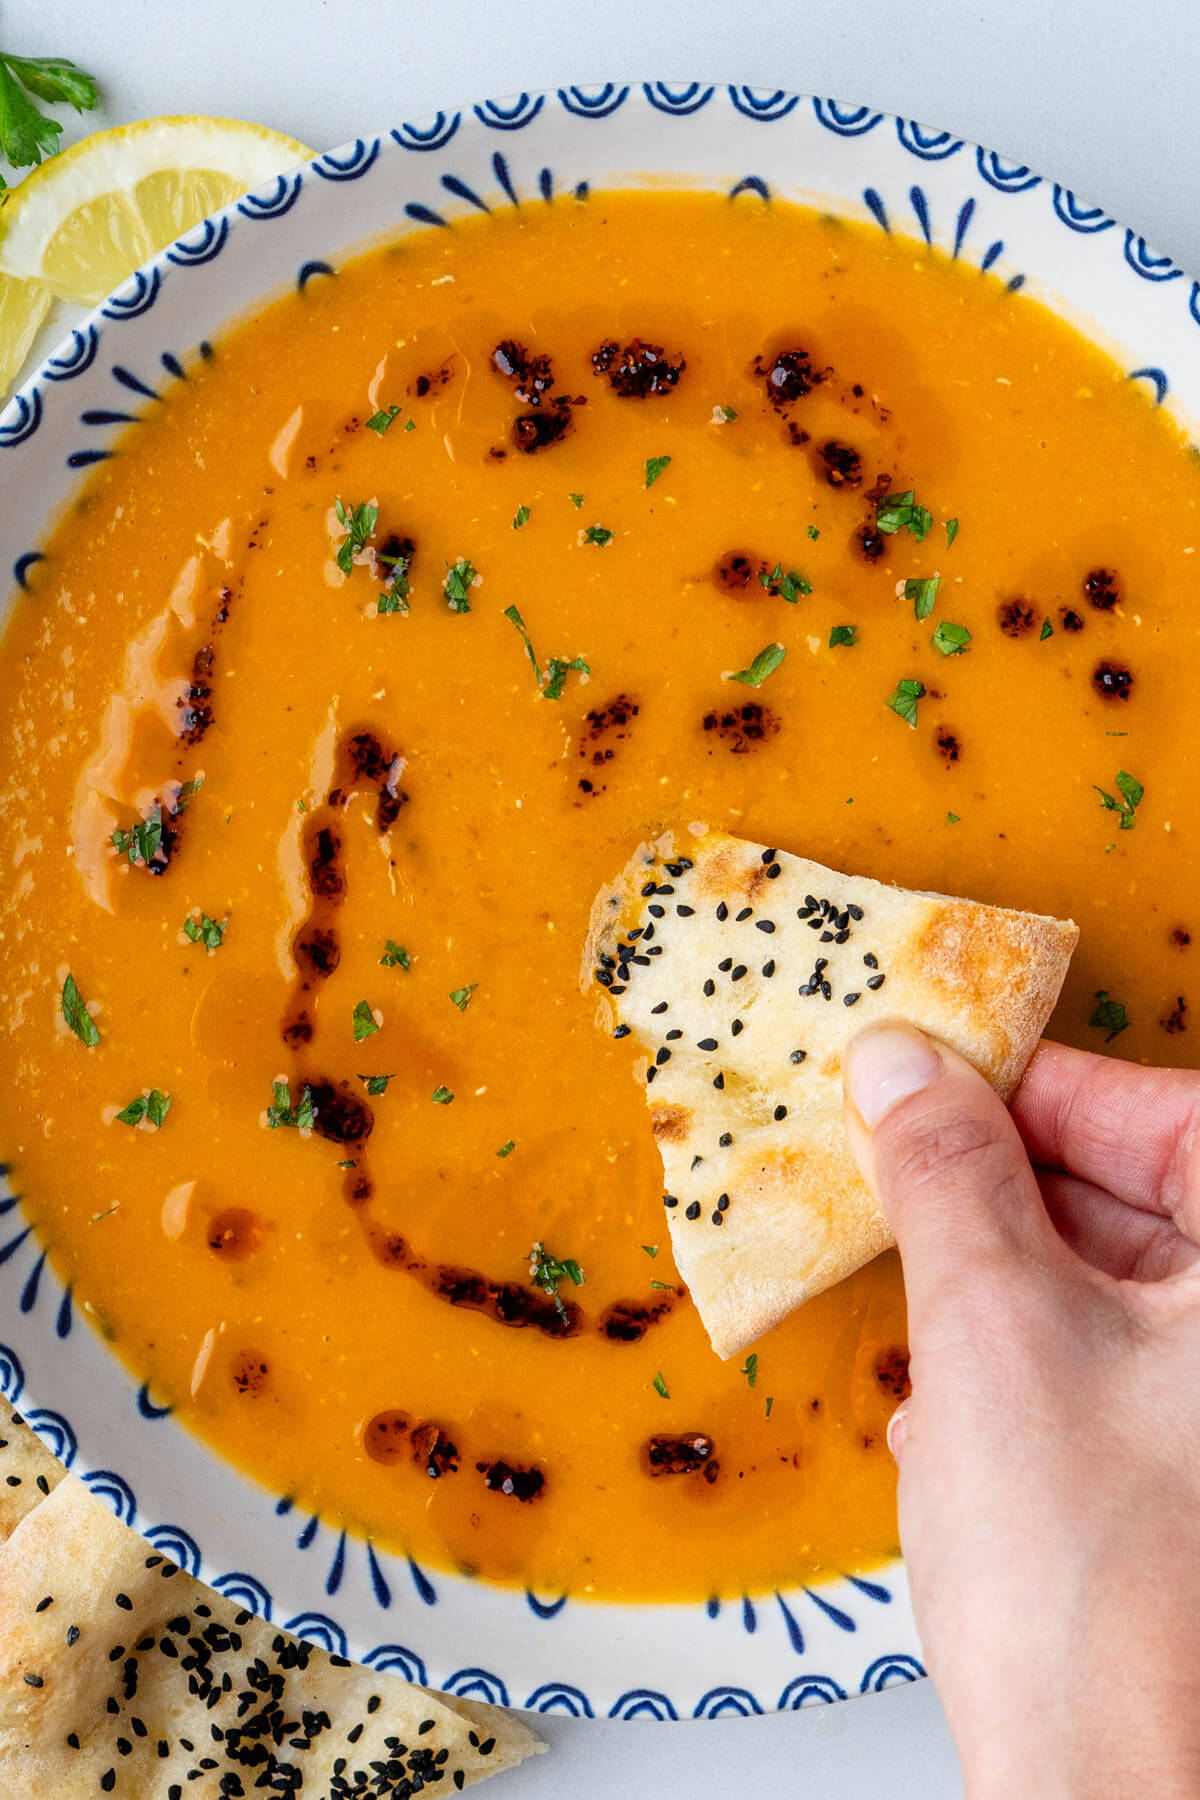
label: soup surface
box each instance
[0,191,1197,1603]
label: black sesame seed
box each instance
[656,1047,672,1066]
[711,1211,725,1226]
[646,1066,657,1083]
[690,1155,703,1170]
[648,904,666,918]
[805,894,817,909]
[703,979,716,997]
[647,946,663,956]
[762,847,777,864]
[716,902,729,922]
[664,1193,678,1208]
[736,907,752,922]
[609,984,626,995]
[677,905,695,917]
[632,954,651,966]
[718,957,733,972]
[718,1192,730,1209]
[67,1733,80,1749]
[755,920,775,936]
[790,1049,807,1064]
[821,981,831,999]
[101,1774,116,1795]
[596,969,614,987]
[685,1201,701,1220]
[819,930,834,943]
[848,905,864,920]
[368,1695,382,1714]
[863,952,878,968]
[835,929,850,944]
[641,881,657,897]
[808,917,824,930]
[642,924,656,940]
[719,1132,733,1147]
[627,926,644,941]
[697,1037,718,1051]
[844,992,861,1006]
[798,905,814,919]
[656,884,675,896]
[35,1596,53,1613]
[666,1029,683,1041]
[731,1019,744,1037]
[767,864,782,879]
[651,1000,668,1015]
[762,960,776,977]
[598,951,615,969]
[713,1073,725,1090]
[867,973,886,990]
[66,1626,79,1647]
[774,1104,788,1121]
[613,1024,630,1038]
[731,965,748,981]
[665,861,686,877]
[23,1672,43,1688]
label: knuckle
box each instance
[881,1109,1015,1201]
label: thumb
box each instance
[843,1021,1059,1330]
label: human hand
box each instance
[842,1025,1200,1800]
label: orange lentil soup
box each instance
[1,190,1197,1603]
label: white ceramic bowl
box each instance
[1,83,1196,1722]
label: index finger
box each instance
[1012,1041,1200,1229]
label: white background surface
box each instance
[8,0,1199,1792]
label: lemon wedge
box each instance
[0,273,53,393]
[0,116,313,306]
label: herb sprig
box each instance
[728,642,785,688]
[1089,990,1129,1042]
[1095,770,1143,831]
[0,51,98,187]
[266,1080,314,1130]
[116,1089,171,1129]
[886,677,926,728]
[504,605,590,700]
[334,498,378,574]
[529,1242,585,1320]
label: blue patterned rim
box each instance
[0,81,1194,1719]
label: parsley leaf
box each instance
[352,1000,380,1041]
[376,542,411,615]
[945,517,959,547]
[932,621,971,656]
[652,1370,670,1399]
[1094,769,1144,831]
[583,525,613,547]
[359,1074,394,1096]
[266,1080,314,1130]
[366,406,401,435]
[0,52,98,185]
[728,642,785,688]
[716,404,738,422]
[808,525,820,541]
[111,807,164,868]
[443,558,476,613]
[61,973,99,1047]
[529,1241,585,1319]
[404,417,416,433]
[649,1279,674,1291]
[569,492,584,509]
[645,455,672,488]
[449,985,476,1012]
[947,811,961,824]
[886,677,925,728]
[496,1140,516,1158]
[334,498,378,575]
[183,912,227,950]
[905,574,941,621]
[759,562,811,603]
[642,1244,659,1258]
[765,1395,774,1418]
[1040,617,1054,640]
[1089,990,1129,1043]
[876,489,933,542]
[829,624,857,649]
[513,504,530,530]
[431,1085,454,1105]
[504,605,589,700]
[116,1088,171,1129]
[741,1352,758,1388]
[380,940,410,969]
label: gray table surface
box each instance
[9,0,1198,1791]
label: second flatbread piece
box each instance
[586,828,1077,1359]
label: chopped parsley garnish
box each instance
[829,624,857,649]
[642,1244,659,1258]
[431,1085,454,1105]
[583,524,614,547]
[886,677,925,728]
[443,558,477,613]
[529,1241,585,1319]
[1040,617,1054,640]
[650,1279,673,1291]
[376,542,411,615]
[61,973,99,1047]
[334,498,378,575]
[759,562,811,603]
[366,406,401,435]
[183,912,227,950]
[359,1074,394,1096]
[652,1370,670,1399]
[765,1396,774,1418]
[717,404,738,422]
[1089,990,1129,1042]
[503,605,590,700]
[569,492,584,510]
[380,940,410,969]
[728,642,785,688]
[116,1089,171,1129]
[266,1080,314,1130]
[945,517,959,547]
[352,1000,380,1041]
[905,574,941,621]
[808,525,820,541]
[645,455,672,488]
[740,1352,758,1388]
[513,504,530,530]
[111,807,164,867]
[932,621,971,656]
[404,417,416,433]
[497,1140,516,1158]
[876,489,933,542]
[947,811,961,824]
[177,775,204,808]
[0,51,98,187]
[1094,769,1144,831]
[449,985,477,1012]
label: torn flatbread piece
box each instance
[586,827,1077,1359]
[0,1415,543,1798]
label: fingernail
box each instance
[845,1025,941,1129]
[886,1403,910,1464]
